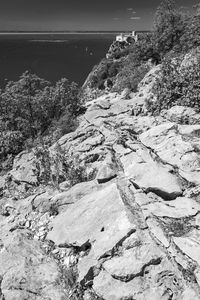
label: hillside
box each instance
[1,58,200,299]
[1,1,200,299]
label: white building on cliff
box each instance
[116,31,138,43]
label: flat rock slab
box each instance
[124,160,182,200]
[93,258,193,300]
[103,241,162,279]
[93,271,145,300]
[173,229,200,265]
[143,197,200,219]
[146,218,170,248]
[47,183,135,281]
[0,233,66,300]
[140,123,200,184]
[32,180,102,214]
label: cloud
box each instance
[132,11,137,14]
[130,16,141,20]
[127,8,133,11]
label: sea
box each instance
[0,33,116,88]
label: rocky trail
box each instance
[1,69,200,299]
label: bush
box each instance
[53,144,88,187]
[128,33,160,65]
[89,58,123,90]
[0,130,25,172]
[33,142,89,189]
[148,53,200,114]
[114,63,150,93]
[0,130,24,159]
[180,4,200,52]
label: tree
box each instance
[128,33,160,65]
[0,71,50,138]
[180,4,200,51]
[0,71,80,164]
[153,0,185,55]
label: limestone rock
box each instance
[143,197,200,219]
[125,161,182,200]
[140,123,200,184]
[32,180,101,213]
[96,163,117,183]
[0,233,66,300]
[173,229,200,265]
[2,61,200,299]
[146,218,170,248]
[137,64,161,104]
[93,258,188,300]
[164,106,200,125]
[103,241,162,279]
[8,151,37,185]
[47,183,135,281]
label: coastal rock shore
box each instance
[1,67,200,299]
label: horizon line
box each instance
[0,30,151,33]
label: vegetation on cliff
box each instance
[0,71,82,171]
[1,0,200,173]
[86,0,200,95]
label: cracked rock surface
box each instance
[2,72,200,299]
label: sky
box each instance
[0,0,198,31]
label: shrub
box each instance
[32,141,89,189]
[0,130,24,159]
[53,143,88,187]
[148,53,200,114]
[114,63,150,93]
[89,58,122,90]
[33,143,52,185]
[128,33,160,65]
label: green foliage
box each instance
[148,54,200,114]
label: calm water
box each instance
[0,33,115,87]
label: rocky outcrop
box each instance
[2,81,200,299]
